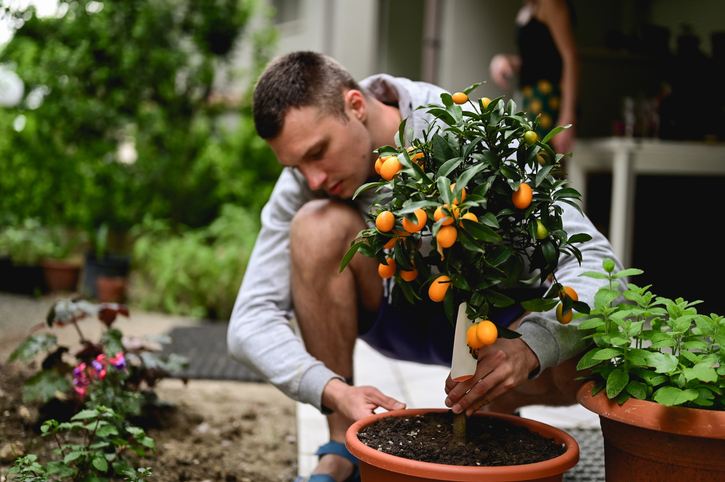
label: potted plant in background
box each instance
[340,85,590,481]
[575,258,725,481]
[82,224,131,303]
[39,225,86,293]
[0,218,53,295]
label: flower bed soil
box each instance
[0,363,298,482]
[357,411,565,467]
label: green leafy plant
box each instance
[341,85,590,329]
[0,218,85,265]
[0,218,55,265]
[8,299,188,419]
[576,258,725,410]
[0,0,279,238]
[7,406,154,481]
[130,203,260,320]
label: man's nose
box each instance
[300,164,327,191]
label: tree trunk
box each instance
[453,412,467,443]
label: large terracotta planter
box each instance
[346,408,579,482]
[577,381,725,481]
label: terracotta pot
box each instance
[346,409,579,481]
[82,252,130,300]
[96,276,127,303]
[41,259,81,292]
[577,381,725,481]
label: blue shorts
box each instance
[359,286,532,367]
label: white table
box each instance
[567,137,725,268]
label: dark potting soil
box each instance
[357,411,565,467]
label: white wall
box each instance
[270,0,520,95]
[437,0,520,100]
[274,0,379,81]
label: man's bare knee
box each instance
[291,200,364,251]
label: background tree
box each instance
[0,0,280,240]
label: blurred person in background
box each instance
[490,0,578,155]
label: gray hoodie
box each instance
[227,74,621,412]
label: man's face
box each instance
[267,97,376,199]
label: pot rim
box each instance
[577,381,725,439]
[346,408,579,482]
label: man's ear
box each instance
[345,89,367,122]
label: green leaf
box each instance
[594,288,620,308]
[339,241,365,273]
[432,134,456,162]
[92,456,109,472]
[520,298,558,312]
[479,212,500,229]
[436,177,453,206]
[495,323,522,339]
[486,290,515,308]
[8,334,59,363]
[486,245,512,267]
[577,348,604,370]
[437,157,463,179]
[534,165,554,187]
[396,116,409,148]
[352,180,384,200]
[612,268,643,279]
[23,370,72,404]
[646,352,679,374]
[683,362,718,383]
[463,82,483,95]
[457,229,486,254]
[592,348,623,360]
[652,386,699,406]
[64,451,84,464]
[72,409,101,420]
[551,187,582,201]
[540,125,568,144]
[567,233,592,245]
[96,424,119,437]
[606,368,629,399]
[455,162,487,191]
[626,380,648,399]
[577,317,606,330]
[626,348,650,366]
[462,220,502,243]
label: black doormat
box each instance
[564,427,605,481]
[162,323,263,382]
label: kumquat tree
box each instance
[340,83,592,435]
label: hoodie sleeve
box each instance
[227,168,343,411]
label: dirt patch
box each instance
[0,363,298,482]
[356,411,565,467]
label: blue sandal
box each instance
[294,441,360,482]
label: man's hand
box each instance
[444,337,539,417]
[322,378,406,422]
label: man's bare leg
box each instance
[290,199,383,481]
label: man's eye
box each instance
[311,149,323,159]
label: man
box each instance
[228,51,620,482]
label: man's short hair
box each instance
[252,51,363,139]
